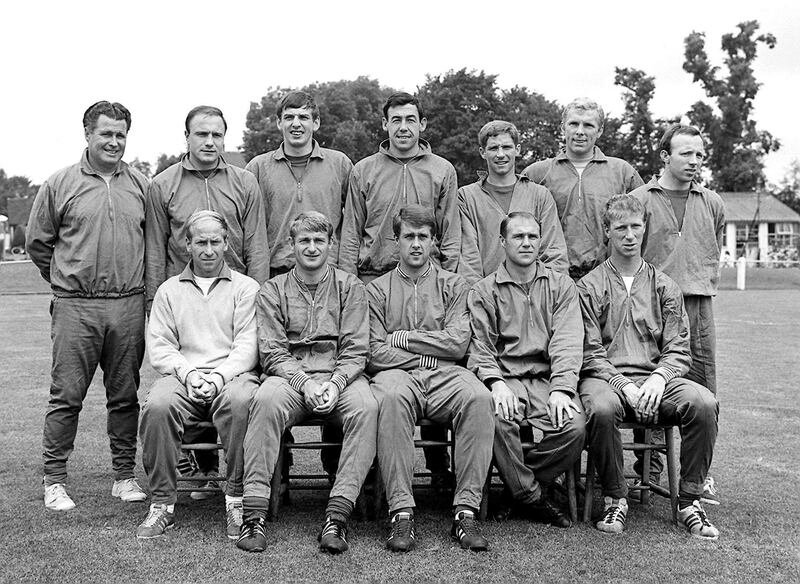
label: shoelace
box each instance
[389,513,414,540]
[321,519,347,542]
[142,506,168,527]
[239,519,266,541]
[455,513,480,538]
[601,504,626,525]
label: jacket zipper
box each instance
[204,178,211,209]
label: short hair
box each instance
[478,120,520,148]
[83,101,131,132]
[185,210,228,240]
[185,105,227,134]
[603,194,646,229]
[289,211,333,240]
[382,92,425,120]
[658,123,703,154]
[562,97,605,128]
[392,205,436,238]
[276,90,319,120]
[500,211,539,239]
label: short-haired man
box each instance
[27,101,149,510]
[237,212,377,554]
[245,91,353,277]
[367,205,494,553]
[523,98,644,281]
[577,195,719,539]
[458,120,568,285]
[467,212,585,527]
[136,211,260,539]
[630,124,725,503]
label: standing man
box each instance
[630,124,725,503]
[27,101,149,510]
[459,120,568,285]
[137,211,260,540]
[577,195,719,538]
[523,98,644,281]
[467,212,585,527]
[237,212,377,554]
[368,206,493,553]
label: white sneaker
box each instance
[44,483,76,511]
[596,496,628,534]
[677,500,720,540]
[111,478,148,502]
[700,476,720,505]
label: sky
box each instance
[2,0,798,185]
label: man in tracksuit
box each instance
[237,212,377,554]
[367,205,494,553]
[137,210,260,540]
[577,194,719,539]
[27,101,149,510]
[458,120,568,285]
[467,212,586,528]
[630,124,726,504]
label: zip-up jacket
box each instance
[147,263,260,385]
[145,154,269,305]
[256,266,368,393]
[630,177,725,296]
[246,141,352,271]
[339,139,460,276]
[26,151,148,298]
[523,148,644,280]
[366,263,469,373]
[467,262,583,397]
[458,173,568,284]
[577,259,691,390]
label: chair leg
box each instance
[269,441,286,521]
[641,428,652,505]
[665,426,679,524]
[479,464,492,522]
[566,466,578,524]
[583,451,595,522]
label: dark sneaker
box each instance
[318,516,349,554]
[451,510,488,551]
[677,501,719,540]
[136,504,175,538]
[386,511,416,552]
[524,496,572,528]
[595,497,628,534]
[237,517,267,552]
[700,476,720,506]
[225,500,243,540]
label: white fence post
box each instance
[736,256,747,290]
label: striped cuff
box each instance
[390,330,410,350]
[609,373,635,392]
[652,367,678,383]
[290,371,312,392]
[330,374,347,392]
[418,355,438,369]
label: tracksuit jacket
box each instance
[145,154,269,305]
[630,177,725,297]
[523,148,644,280]
[457,173,568,285]
[245,141,352,271]
[26,150,148,297]
[339,139,460,277]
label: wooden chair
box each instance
[177,420,225,494]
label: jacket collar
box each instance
[291,265,331,288]
[274,140,324,161]
[378,138,433,162]
[555,146,608,164]
[179,261,233,282]
[494,261,548,285]
[475,171,528,187]
[396,262,433,282]
[79,149,125,177]
[180,152,230,173]
[645,175,705,196]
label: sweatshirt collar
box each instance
[179,262,232,282]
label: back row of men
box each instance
[27,92,724,551]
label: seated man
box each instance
[467,211,586,528]
[577,194,719,539]
[237,211,378,554]
[367,205,494,553]
[137,210,260,539]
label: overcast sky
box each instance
[2,0,797,185]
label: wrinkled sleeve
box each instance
[366,282,420,372]
[145,180,171,310]
[466,288,505,385]
[332,277,369,386]
[654,278,691,380]
[25,182,58,283]
[338,169,365,275]
[256,281,304,381]
[404,277,470,360]
[147,286,193,383]
[536,187,569,274]
[547,278,583,396]
[457,189,484,286]
[241,173,270,285]
[437,164,461,272]
[577,279,629,388]
[212,281,259,384]
[714,196,726,249]
[329,156,353,269]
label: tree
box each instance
[683,20,779,191]
[770,159,800,215]
[130,158,152,179]
[0,169,38,217]
[154,153,182,176]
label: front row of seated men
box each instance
[137,198,719,553]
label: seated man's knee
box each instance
[142,378,181,416]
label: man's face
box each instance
[562,108,603,159]
[480,133,520,179]
[606,211,645,260]
[396,222,434,271]
[291,229,330,272]
[277,106,319,153]
[383,104,427,156]
[85,115,128,173]
[661,134,705,185]
[187,218,228,278]
[501,217,541,268]
[186,114,225,170]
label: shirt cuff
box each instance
[389,330,410,350]
[609,373,635,392]
[652,367,677,383]
[290,371,311,392]
[330,374,347,392]
[418,355,438,369]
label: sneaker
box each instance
[226,500,243,540]
[677,500,719,540]
[451,510,488,551]
[318,516,349,554]
[190,480,220,500]
[386,511,416,553]
[111,478,147,502]
[524,496,572,528]
[595,497,628,534]
[236,517,267,553]
[136,504,175,538]
[44,483,75,511]
[700,476,720,505]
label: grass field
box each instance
[1,262,799,583]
